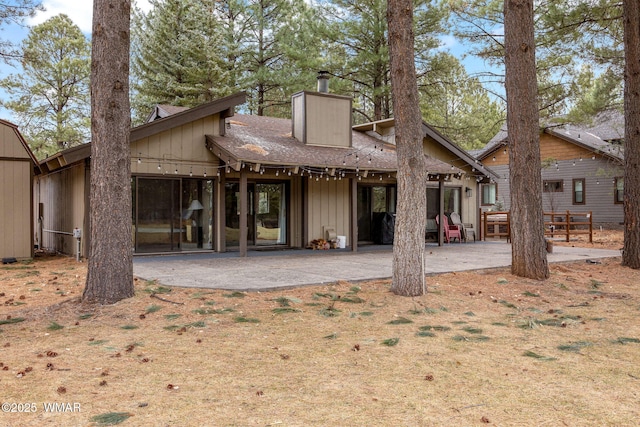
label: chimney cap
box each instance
[317,71,329,93]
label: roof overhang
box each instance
[131,92,246,142]
[39,92,247,174]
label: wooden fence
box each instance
[544,211,593,243]
[481,210,593,243]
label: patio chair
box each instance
[435,214,462,243]
[450,212,475,242]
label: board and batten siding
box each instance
[0,121,35,259]
[486,158,623,223]
[306,178,350,246]
[36,163,88,256]
[130,115,219,175]
[0,160,33,259]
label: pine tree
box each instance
[83,0,134,304]
[131,0,231,122]
[322,0,447,123]
[0,14,90,159]
[419,52,504,150]
[450,0,581,120]
[239,0,325,116]
[0,1,43,62]
[621,0,640,269]
[388,0,428,296]
[504,0,549,280]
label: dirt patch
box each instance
[1,230,639,426]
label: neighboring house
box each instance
[1,120,40,260]
[35,85,496,258]
[475,112,624,224]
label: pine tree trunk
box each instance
[504,0,549,279]
[83,0,134,304]
[622,0,640,268]
[387,0,428,296]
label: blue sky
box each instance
[0,0,152,121]
[0,0,495,122]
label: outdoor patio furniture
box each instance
[436,214,462,243]
[450,212,475,242]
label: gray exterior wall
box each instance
[484,159,623,224]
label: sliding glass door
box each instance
[225,181,288,248]
[357,185,397,243]
[133,177,213,253]
[135,178,181,253]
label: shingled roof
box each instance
[477,110,624,162]
[206,114,462,176]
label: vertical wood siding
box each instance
[307,178,350,244]
[0,161,32,258]
[37,164,87,255]
[130,116,218,175]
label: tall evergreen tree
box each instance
[621,0,640,269]
[450,0,582,120]
[83,0,134,304]
[132,0,323,119]
[419,52,504,149]
[131,0,231,122]
[566,67,622,124]
[240,0,325,116]
[388,0,429,296]
[0,0,43,62]
[504,0,549,280]
[0,14,90,159]
[322,0,447,123]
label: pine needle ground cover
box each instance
[1,230,639,426]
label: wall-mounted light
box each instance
[465,187,472,198]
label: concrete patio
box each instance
[132,241,622,291]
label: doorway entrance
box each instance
[357,185,396,243]
[225,181,288,248]
[132,177,213,253]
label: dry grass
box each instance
[1,230,639,426]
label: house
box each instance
[475,112,625,224]
[1,120,40,260]
[35,83,496,258]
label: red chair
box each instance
[435,215,462,243]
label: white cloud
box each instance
[28,0,152,34]
[437,35,458,51]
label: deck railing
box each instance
[482,211,510,240]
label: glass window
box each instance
[444,187,461,214]
[255,183,287,246]
[134,178,181,253]
[615,177,624,204]
[543,180,563,192]
[481,183,496,206]
[573,178,585,205]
